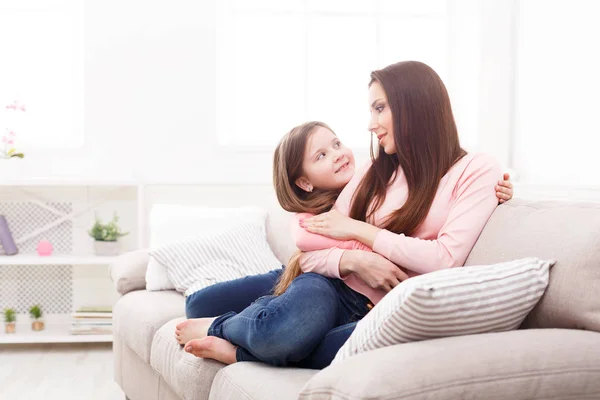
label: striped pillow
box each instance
[150,221,282,297]
[333,257,554,364]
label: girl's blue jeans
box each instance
[185,268,370,369]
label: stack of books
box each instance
[70,306,113,335]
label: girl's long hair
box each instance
[350,61,466,236]
[272,121,341,295]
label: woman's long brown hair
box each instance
[273,62,465,295]
[350,61,466,236]
[272,121,341,295]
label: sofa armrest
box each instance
[109,249,150,295]
[299,329,600,400]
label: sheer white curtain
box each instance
[0,0,84,150]
[216,0,481,151]
[514,0,600,186]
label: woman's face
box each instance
[368,81,396,155]
[296,126,355,192]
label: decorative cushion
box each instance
[109,249,150,295]
[150,221,282,297]
[145,205,269,291]
[333,257,554,364]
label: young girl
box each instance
[272,120,379,297]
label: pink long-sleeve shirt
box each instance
[294,153,501,305]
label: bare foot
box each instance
[174,317,216,345]
[185,336,238,364]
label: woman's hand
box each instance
[496,173,513,204]
[340,250,409,292]
[301,210,359,240]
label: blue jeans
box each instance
[185,269,369,369]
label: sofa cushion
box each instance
[146,205,271,292]
[465,199,600,332]
[334,257,553,364]
[113,290,185,362]
[300,329,600,400]
[152,221,283,297]
[109,249,150,295]
[209,362,318,400]
[151,318,226,400]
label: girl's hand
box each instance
[496,173,514,204]
[301,210,358,240]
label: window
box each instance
[514,0,600,186]
[216,0,480,150]
[0,0,84,149]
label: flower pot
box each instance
[31,320,45,331]
[93,240,120,256]
[5,322,16,334]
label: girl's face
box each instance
[295,126,355,192]
[368,81,396,155]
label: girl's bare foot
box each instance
[174,317,216,345]
[185,336,238,364]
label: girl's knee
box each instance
[291,273,337,300]
[185,290,214,318]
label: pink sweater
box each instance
[293,153,501,305]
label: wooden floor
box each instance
[0,343,124,400]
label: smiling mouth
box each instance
[376,133,387,141]
[335,161,350,173]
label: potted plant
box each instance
[1,100,26,160]
[3,308,16,334]
[29,305,44,331]
[88,213,128,256]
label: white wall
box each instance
[14,0,600,201]
[20,0,269,184]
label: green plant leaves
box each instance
[29,305,42,319]
[3,308,16,323]
[88,214,128,241]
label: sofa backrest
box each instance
[267,198,600,333]
[465,198,600,332]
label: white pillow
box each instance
[150,221,282,297]
[145,205,269,291]
[333,257,554,364]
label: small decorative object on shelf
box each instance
[3,308,16,334]
[29,305,44,331]
[0,215,18,255]
[1,100,26,159]
[88,212,128,256]
[36,240,53,256]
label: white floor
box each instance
[0,343,124,400]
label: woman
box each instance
[178,61,513,368]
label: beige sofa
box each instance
[110,199,600,400]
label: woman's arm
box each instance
[293,214,371,252]
[371,155,501,275]
[302,171,513,247]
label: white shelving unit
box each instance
[0,314,112,344]
[0,254,119,266]
[0,179,144,344]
